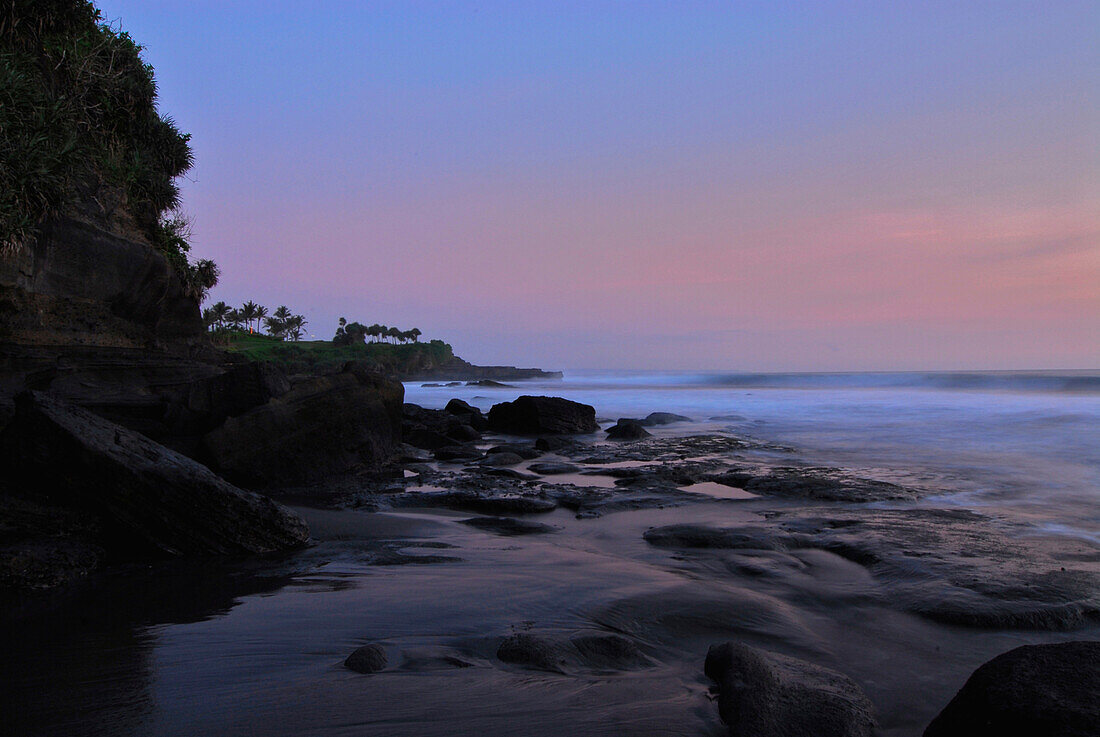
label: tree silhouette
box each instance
[240,301,259,333]
[254,304,268,331]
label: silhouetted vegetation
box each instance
[0,0,216,297]
[334,319,422,346]
[202,300,308,343]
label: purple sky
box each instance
[99,1,1098,370]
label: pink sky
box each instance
[102,1,1099,370]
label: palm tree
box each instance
[254,305,268,333]
[285,314,308,342]
[265,305,292,340]
[240,301,259,333]
[211,301,231,329]
[387,326,401,344]
[409,328,421,343]
[226,308,243,331]
[201,307,218,332]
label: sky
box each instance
[97,1,1099,371]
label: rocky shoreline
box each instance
[2,214,1096,735]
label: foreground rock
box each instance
[705,642,876,737]
[345,644,388,674]
[644,509,1100,629]
[606,419,652,440]
[203,362,403,487]
[924,641,1100,737]
[0,392,309,587]
[488,396,598,435]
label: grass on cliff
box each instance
[224,333,455,376]
[0,1,215,298]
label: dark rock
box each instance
[535,436,574,452]
[705,642,876,737]
[0,392,309,578]
[488,396,598,435]
[742,467,915,502]
[446,423,482,442]
[445,398,488,430]
[460,517,557,536]
[345,644,388,674]
[606,419,652,440]
[529,462,582,475]
[445,398,480,416]
[497,633,571,673]
[467,379,512,387]
[405,428,453,450]
[642,411,692,426]
[479,467,540,481]
[203,365,403,487]
[487,444,541,460]
[644,524,790,550]
[479,452,524,467]
[0,214,204,351]
[433,445,484,462]
[924,641,1100,737]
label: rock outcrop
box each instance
[0,213,204,351]
[606,419,651,440]
[202,363,404,487]
[0,391,309,588]
[705,642,876,737]
[924,641,1100,737]
[487,395,598,435]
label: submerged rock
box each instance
[345,644,388,674]
[641,411,692,426]
[0,392,309,582]
[488,396,598,435]
[924,641,1100,737]
[705,642,876,737]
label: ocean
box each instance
[5,370,1098,736]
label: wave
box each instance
[564,370,1100,394]
[690,371,1100,394]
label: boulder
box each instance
[479,452,525,467]
[642,412,692,426]
[486,443,541,460]
[497,633,571,673]
[0,391,309,568]
[345,644,388,674]
[203,364,403,487]
[535,436,573,452]
[704,642,876,737]
[488,396,598,435]
[924,642,1100,737]
[433,445,484,462]
[606,419,651,440]
[444,398,488,430]
[445,397,479,415]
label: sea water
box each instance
[406,370,1100,543]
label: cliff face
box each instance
[0,213,204,351]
